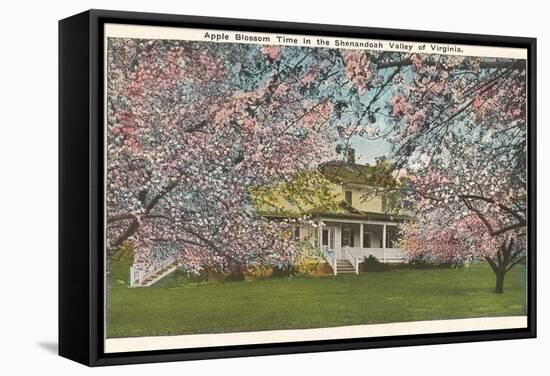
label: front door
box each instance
[340,226,354,259]
[322,227,336,254]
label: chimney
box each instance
[347,148,356,164]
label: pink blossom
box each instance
[342,51,373,94]
[301,68,317,85]
[410,54,423,69]
[406,109,426,133]
[390,94,410,117]
[260,45,282,61]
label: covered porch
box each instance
[318,219,405,275]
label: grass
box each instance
[106,258,526,338]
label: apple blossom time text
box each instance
[203,32,464,54]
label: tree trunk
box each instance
[108,219,139,256]
[495,269,505,294]
[485,237,525,294]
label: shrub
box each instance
[408,255,454,269]
[361,255,385,272]
[295,259,321,276]
[173,267,209,283]
[272,264,297,278]
[225,264,245,282]
[243,266,273,280]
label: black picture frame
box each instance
[59,9,537,367]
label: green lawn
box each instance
[107,259,526,338]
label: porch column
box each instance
[382,223,387,263]
[318,221,323,254]
[359,223,364,256]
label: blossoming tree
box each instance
[106,40,353,272]
[338,51,527,293]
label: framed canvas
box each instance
[59,9,536,366]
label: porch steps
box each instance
[336,259,356,274]
[140,262,178,287]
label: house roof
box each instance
[318,160,376,185]
[262,200,410,223]
[308,200,409,222]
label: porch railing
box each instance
[130,256,176,287]
[320,245,337,275]
[345,247,405,263]
[343,246,360,274]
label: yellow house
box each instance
[259,161,409,275]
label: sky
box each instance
[351,136,392,164]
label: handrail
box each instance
[130,255,176,286]
[343,246,359,275]
[320,245,337,275]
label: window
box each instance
[363,232,372,248]
[293,226,300,241]
[345,190,352,204]
[322,229,329,246]
[342,228,354,247]
[386,228,398,248]
[322,228,336,249]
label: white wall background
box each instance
[0,0,546,374]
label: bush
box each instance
[359,255,455,272]
[225,264,245,282]
[172,268,209,283]
[271,264,298,278]
[408,256,454,269]
[295,259,321,276]
[361,255,385,272]
[243,266,272,280]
